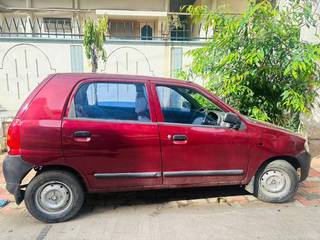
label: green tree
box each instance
[83,17,108,72]
[181,0,320,131]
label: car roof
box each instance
[51,73,193,85]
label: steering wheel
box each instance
[191,107,209,125]
[192,108,223,126]
[199,107,209,124]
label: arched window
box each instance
[141,25,153,40]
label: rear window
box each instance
[69,82,150,122]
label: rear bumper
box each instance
[296,151,312,182]
[2,155,33,204]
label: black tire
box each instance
[25,170,84,223]
[254,160,299,203]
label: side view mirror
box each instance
[223,112,241,130]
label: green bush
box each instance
[181,0,320,131]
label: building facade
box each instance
[0,0,319,152]
[0,0,249,115]
[0,0,249,149]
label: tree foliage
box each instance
[181,0,320,131]
[83,17,108,72]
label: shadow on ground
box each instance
[80,185,249,214]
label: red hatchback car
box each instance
[3,73,310,223]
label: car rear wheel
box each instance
[25,170,84,223]
[254,160,299,203]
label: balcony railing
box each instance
[0,16,211,41]
[0,17,82,39]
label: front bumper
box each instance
[296,151,312,182]
[2,155,33,204]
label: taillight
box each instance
[7,119,21,155]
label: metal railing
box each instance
[0,17,82,39]
[0,16,211,41]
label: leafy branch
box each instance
[180,0,320,131]
[83,17,108,72]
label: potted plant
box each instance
[162,14,182,40]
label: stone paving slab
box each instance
[1,153,320,215]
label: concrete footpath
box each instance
[0,200,319,240]
[1,154,320,240]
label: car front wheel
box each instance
[254,160,299,203]
[25,170,84,223]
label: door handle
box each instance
[173,135,187,141]
[172,134,188,144]
[73,131,91,142]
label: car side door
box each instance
[151,82,249,186]
[62,79,162,191]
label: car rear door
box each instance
[62,78,162,190]
[151,82,249,186]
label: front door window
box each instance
[156,85,225,126]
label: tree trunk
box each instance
[91,49,98,73]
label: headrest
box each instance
[135,96,147,114]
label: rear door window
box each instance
[69,82,150,122]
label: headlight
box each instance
[304,140,310,152]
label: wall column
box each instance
[26,0,32,8]
[25,0,33,35]
[165,0,170,12]
[73,0,79,9]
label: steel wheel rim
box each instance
[35,181,73,215]
[260,170,290,194]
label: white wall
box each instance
[300,1,320,44]
[0,39,198,116]
[0,42,70,112]
[279,0,320,44]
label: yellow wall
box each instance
[79,0,167,11]
[194,0,249,13]
[0,0,247,13]
[215,0,248,14]
[0,0,167,11]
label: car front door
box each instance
[62,79,162,190]
[152,83,249,186]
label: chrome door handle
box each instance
[172,135,187,141]
[73,131,91,142]
[171,134,188,145]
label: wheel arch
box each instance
[245,155,300,194]
[35,165,89,192]
[259,155,301,171]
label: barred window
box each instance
[43,18,72,33]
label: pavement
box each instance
[0,153,320,240]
